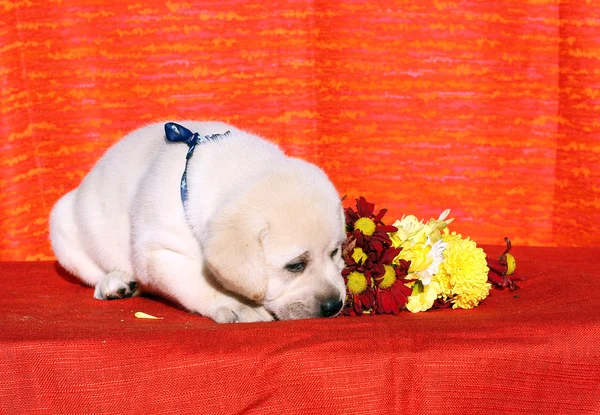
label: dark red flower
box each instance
[487,237,526,291]
[345,197,397,251]
[375,282,412,315]
[342,234,376,316]
[430,298,453,310]
[342,266,376,316]
[371,256,411,315]
[342,197,412,316]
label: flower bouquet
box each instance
[342,197,525,315]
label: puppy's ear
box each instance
[204,220,269,303]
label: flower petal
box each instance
[373,208,387,223]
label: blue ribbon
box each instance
[164,122,230,203]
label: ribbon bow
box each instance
[164,122,230,203]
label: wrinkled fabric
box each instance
[1,246,599,414]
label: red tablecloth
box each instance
[1,246,599,414]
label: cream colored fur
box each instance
[49,121,347,323]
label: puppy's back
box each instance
[50,122,193,279]
[50,120,284,283]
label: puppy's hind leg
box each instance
[94,271,139,300]
[50,190,106,287]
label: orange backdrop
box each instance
[1,0,599,260]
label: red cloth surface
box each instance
[1,246,599,414]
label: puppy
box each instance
[49,121,347,323]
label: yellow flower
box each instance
[390,210,452,282]
[351,247,368,264]
[424,209,453,243]
[406,280,442,313]
[505,253,516,275]
[376,265,397,289]
[436,232,491,309]
[347,271,368,294]
[391,215,426,246]
[413,238,446,285]
[395,241,432,274]
[354,217,376,236]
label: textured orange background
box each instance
[1,0,599,260]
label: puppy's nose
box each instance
[320,299,343,317]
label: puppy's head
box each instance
[203,159,347,320]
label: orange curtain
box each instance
[1,0,599,260]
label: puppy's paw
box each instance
[213,304,274,323]
[93,271,139,300]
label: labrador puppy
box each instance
[49,121,347,323]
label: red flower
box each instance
[375,282,412,315]
[343,282,376,316]
[341,235,376,316]
[487,238,526,291]
[345,197,397,251]
[372,255,411,315]
[430,298,453,310]
[341,197,412,316]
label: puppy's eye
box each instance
[285,261,306,273]
[330,248,339,258]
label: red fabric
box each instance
[1,246,599,414]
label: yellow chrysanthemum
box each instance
[424,209,453,243]
[390,210,452,283]
[406,280,443,313]
[377,265,397,289]
[505,253,516,275]
[354,217,376,236]
[391,210,453,247]
[395,241,433,274]
[347,271,368,294]
[351,247,368,264]
[436,232,491,309]
[391,215,426,246]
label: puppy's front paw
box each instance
[213,304,274,323]
[94,271,139,300]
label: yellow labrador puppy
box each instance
[49,121,347,323]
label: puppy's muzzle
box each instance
[320,298,343,317]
